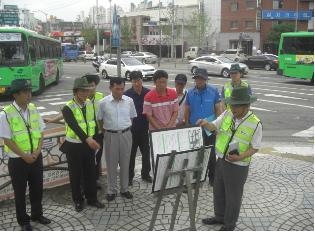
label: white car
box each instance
[130,52,158,64]
[78,51,95,60]
[189,55,249,78]
[99,57,156,81]
[221,49,247,62]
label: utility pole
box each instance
[171,0,175,59]
[96,0,100,56]
[295,0,299,32]
[158,0,161,67]
[109,0,112,58]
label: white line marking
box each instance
[49,101,68,106]
[264,94,308,100]
[292,126,314,137]
[259,99,314,109]
[38,98,62,102]
[36,106,46,110]
[39,93,72,98]
[254,87,313,96]
[40,111,59,116]
[251,106,277,112]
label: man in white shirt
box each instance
[97,77,137,202]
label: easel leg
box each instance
[185,174,196,230]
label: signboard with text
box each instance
[262,10,313,21]
[0,5,19,26]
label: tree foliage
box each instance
[186,10,210,47]
[81,27,97,45]
[120,16,133,49]
[266,23,295,43]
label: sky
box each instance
[4,0,181,22]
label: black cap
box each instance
[192,68,209,80]
[84,73,100,85]
[175,74,187,84]
[7,79,32,95]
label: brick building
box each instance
[218,0,313,55]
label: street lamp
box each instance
[96,0,100,56]
[295,0,299,32]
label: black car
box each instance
[243,55,278,71]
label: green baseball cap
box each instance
[224,86,257,105]
[73,77,93,90]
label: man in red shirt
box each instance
[143,70,179,130]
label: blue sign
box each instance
[262,10,313,21]
[111,5,120,48]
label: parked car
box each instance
[184,46,202,60]
[130,52,158,64]
[243,54,278,71]
[189,55,249,78]
[78,51,96,60]
[99,57,156,81]
[221,49,247,62]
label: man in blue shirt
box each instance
[124,71,152,186]
[184,68,222,186]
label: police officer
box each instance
[197,87,262,231]
[61,76,104,212]
[0,79,51,231]
[84,74,104,188]
[221,64,252,111]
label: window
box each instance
[230,21,239,29]
[231,2,238,12]
[246,0,256,9]
[245,20,255,29]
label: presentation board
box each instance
[149,126,204,173]
[152,147,211,192]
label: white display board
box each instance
[149,126,204,173]
[152,147,211,192]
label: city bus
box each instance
[277,31,314,84]
[61,42,79,61]
[0,27,63,96]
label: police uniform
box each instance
[0,79,50,230]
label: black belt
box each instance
[106,127,131,134]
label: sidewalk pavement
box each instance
[0,148,313,231]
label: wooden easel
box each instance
[149,147,205,231]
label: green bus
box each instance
[0,27,63,96]
[277,31,314,84]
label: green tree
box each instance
[120,16,132,49]
[81,28,97,45]
[266,23,295,43]
[186,10,210,47]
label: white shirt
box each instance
[97,94,137,130]
[176,89,187,124]
[212,110,262,149]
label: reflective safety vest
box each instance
[224,81,249,110]
[91,91,104,115]
[3,103,41,157]
[65,99,96,143]
[215,110,261,166]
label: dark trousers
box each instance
[65,142,97,204]
[203,131,216,182]
[8,154,43,226]
[213,158,249,228]
[94,133,104,180]
[129,129,151,180]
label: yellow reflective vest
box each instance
[65,99,96,142]
[91,91,104,115]
[224,81,249,110]
[215,110,261,166]
[3,103,41,156]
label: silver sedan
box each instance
[189,55,249,78]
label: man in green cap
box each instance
[61,76,104,212]
[197,86,262,231]
[222,63,252,111]
[0,79,51,230]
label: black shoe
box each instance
[202,217,223,225]
[141,175,153,183]
[87,200,105,208]
[120,191,133,199]
[106,194,116,201]
[96,182,102,190]
[21,223,33,231]
[219,226,235,231]
[128,180,133,186]
[31,216,51,225]
[75,202,84,212]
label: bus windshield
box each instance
[0,33,27,66]
[282,36,314,55]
